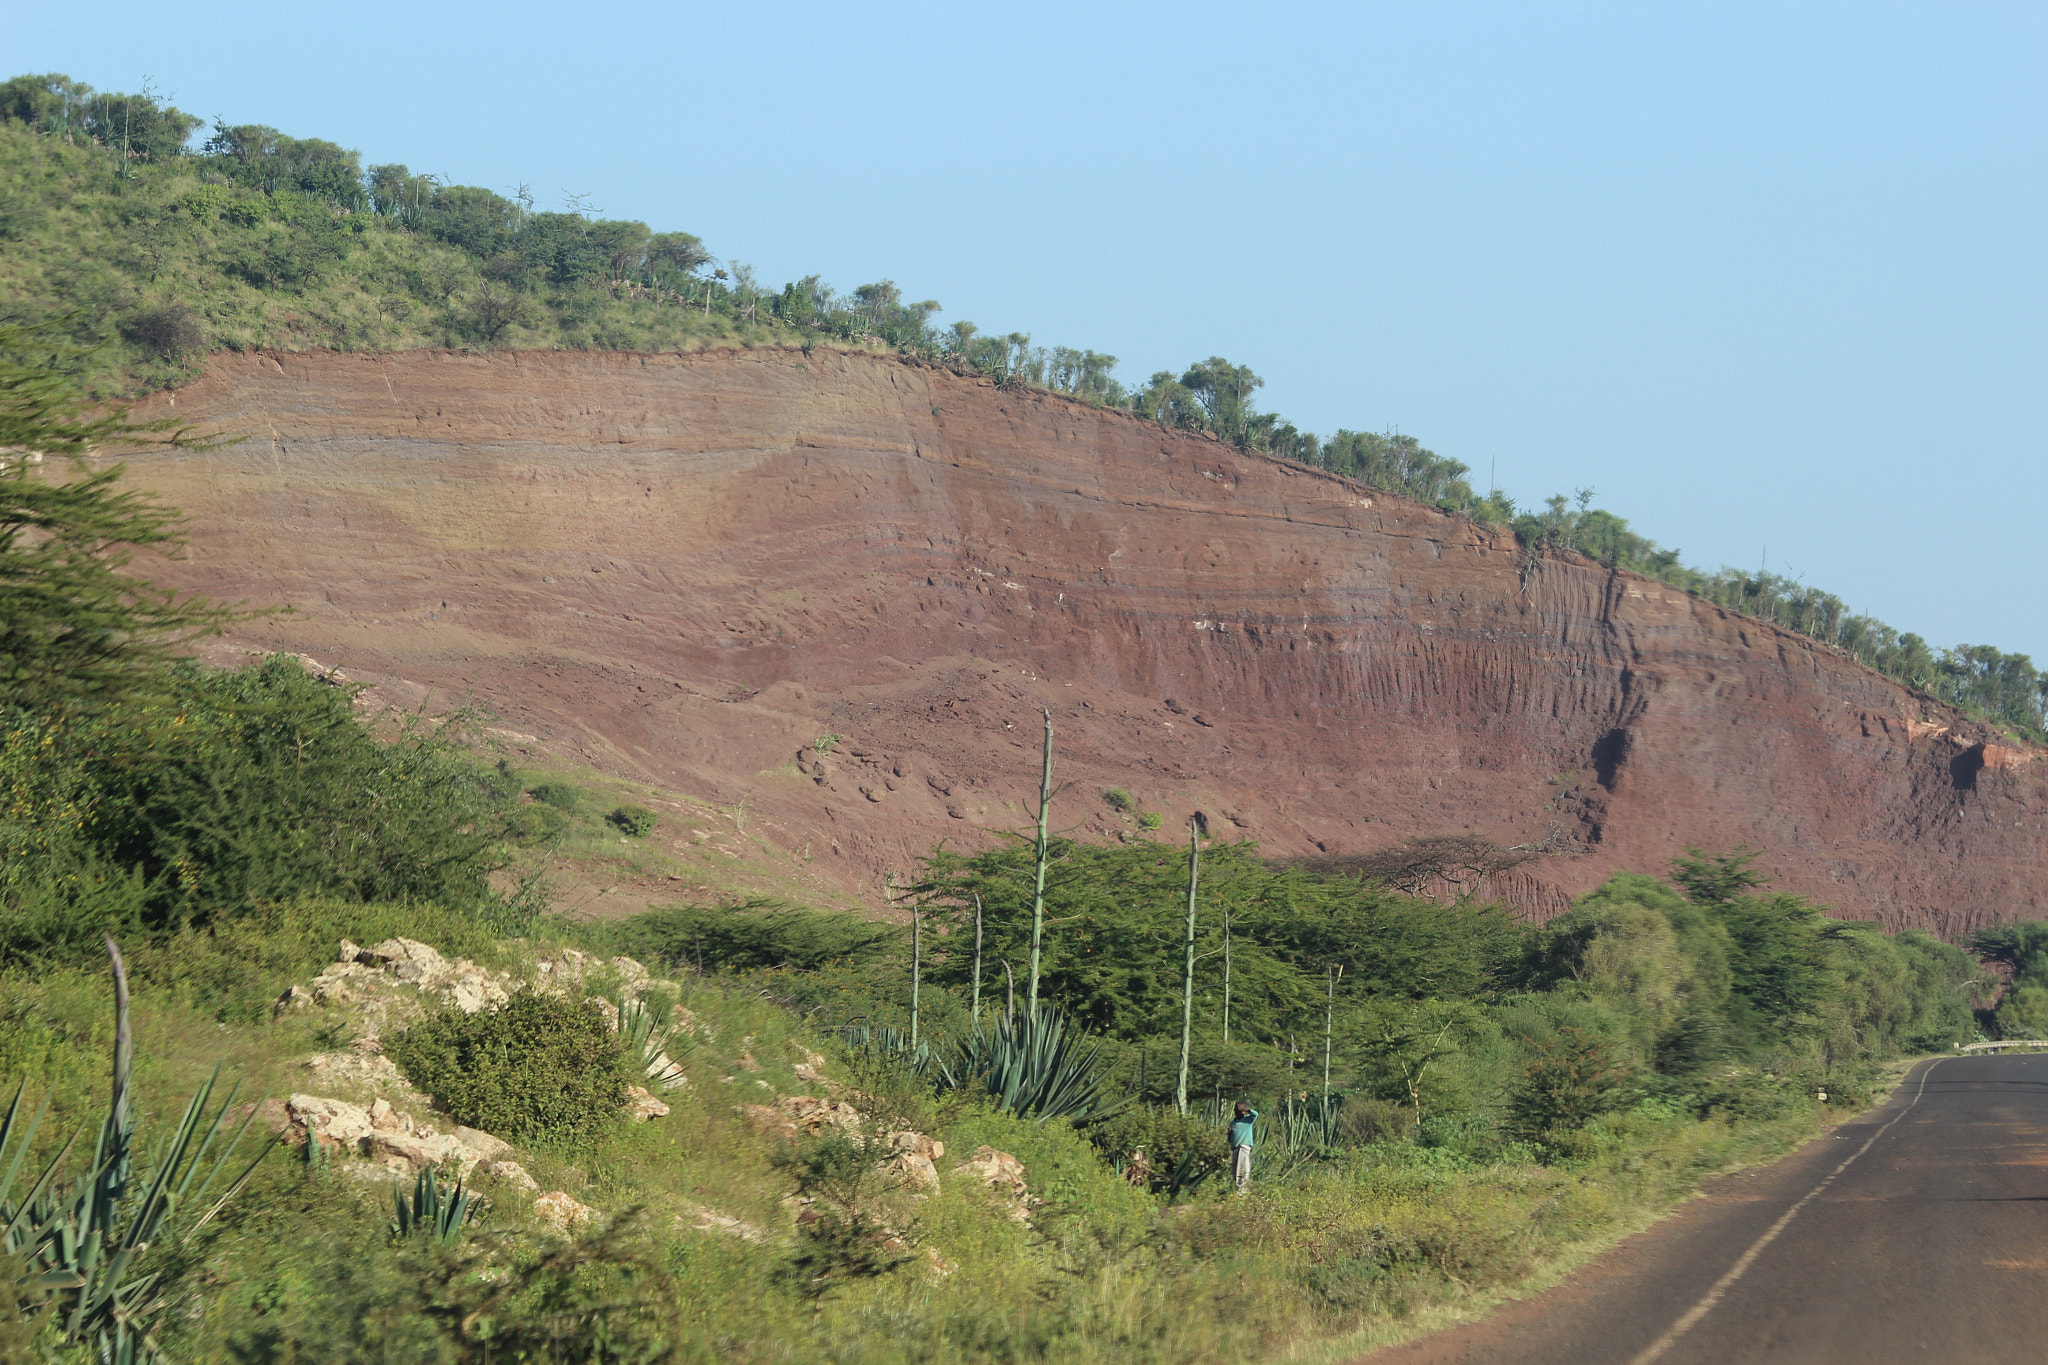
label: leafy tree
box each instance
[79,656,514,928]
[912,839,1519,1043]
[0,327,233,712]
[1671,846,1771,906]
[600,898,904,973]
[1178,357,1264,446]
[1351,998,1482,1121]
[365,162,436,221]
[1817,920,1980,1058]
[586,219,651,281]
[1671,850,1837,1041]
[202,123,365,207]
[1319,430,1477,507]
[423,184,519,255]
[463,282,528,343]
[1,75,200,162]
[1969,921,2048,1039]
[1507,1024,1635,1137]
[646,231,711,283]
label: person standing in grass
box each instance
[1228,1100,1258,1193]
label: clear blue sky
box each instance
[15,1,2045,662]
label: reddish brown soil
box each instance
[114,346,2044,928]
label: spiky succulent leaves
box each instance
[1163,1148,1214,1204]
[1,938,269,1363]
[0,1082,77,1269]
[392,1165,474,1245]
[952,1009,1130,1123]
[617,995,691,1092]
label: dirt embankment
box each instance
[118,346,2044,929]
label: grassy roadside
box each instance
[1286,1055,1924,1363]
[1,916,1934,1363]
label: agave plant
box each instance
[0,935,268,1363]
[390,1164,475,1245]
[616,995,692,1092]
[1160,1147,1216,1204]
[949,1009,1128,1124]
[1252,1093,1346,1181]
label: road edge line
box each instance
[1623,1057,1947,1365]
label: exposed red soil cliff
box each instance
[118,346,2044,931]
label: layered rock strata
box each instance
[118,347,2044,930]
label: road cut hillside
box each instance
[118,346,2043,929]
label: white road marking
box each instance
[1626,1058,1951,1365]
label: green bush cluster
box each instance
[1088,1105,1229,1192]
[505,803,568,844]
[1524,856,1982,1077]
[598,898,904,974]
[525,781,581,812]
[606,803,658,837]
[1968,921,2048,1039]
[1,660,519,969]
[385,990,629,1145]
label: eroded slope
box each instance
[120,347,2044,928]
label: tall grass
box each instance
[0,917,1882,1363]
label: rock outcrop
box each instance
[881,1131,944,1192]
[741,1094,866,1140]
[273,938,694,1225]
[122,347,2048,930]
[622,1085,671,1121]
[276,938,511,1040]
[286,1093,525,1180]
[953,1146,1036,1222]
[532,1190,595,1230]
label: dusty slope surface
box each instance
[116,346,2043,927]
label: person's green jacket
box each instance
[1228,1109,1258,1148]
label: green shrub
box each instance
[769,1130,916,1299]
[0,657,516,960]
[1088,1104,1228,1193]
[606,803,658,837]
[1101,788,1134,812]
[1137,812,1163,830]
[387,990,628,1145]
[602,901,901,973]
[506,804,568,844]
[1508,1025,1636,1139]
[526,781,581,812]
[187,1197,681,1363]
[1800,1060,1888,1110]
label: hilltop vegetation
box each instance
[2,71,2044,739]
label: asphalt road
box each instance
[1358,1054,2048,1365]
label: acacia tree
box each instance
[1178,357,1264,446]
[0,330,234,712]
